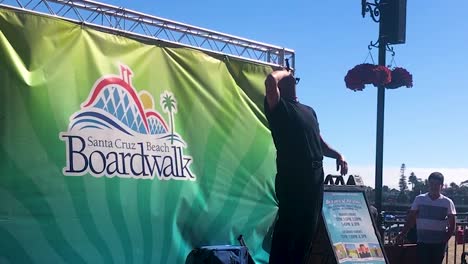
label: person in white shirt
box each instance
[397,172,456,264]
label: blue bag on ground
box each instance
[185,245,249,264]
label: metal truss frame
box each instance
[0,0,295,68]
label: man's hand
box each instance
[395,232,406,245]
[336,156,348,175]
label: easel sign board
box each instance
[322,188,389,264]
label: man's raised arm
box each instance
[265,70,291,110]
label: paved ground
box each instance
[445,236,468,264]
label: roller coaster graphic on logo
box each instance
[59,65,196,181]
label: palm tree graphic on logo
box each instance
[160,91,177,144]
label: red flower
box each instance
[372,65,392,87]
[386,67,413,89]
[344,63,379,91]
[344,64,412,91]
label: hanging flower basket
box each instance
[344,64,413,91]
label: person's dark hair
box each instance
[428,172,444,185]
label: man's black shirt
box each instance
[264,97,324,204]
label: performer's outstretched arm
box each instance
[320,135,348,175]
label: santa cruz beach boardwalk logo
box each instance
[59,65,195,180]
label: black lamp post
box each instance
[361,0,407,219]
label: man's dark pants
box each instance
[268,185,323,264]
[417,242,447,264]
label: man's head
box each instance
[428,172,444,196]
[278,73,296,100]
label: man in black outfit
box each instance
[264,69,348,264]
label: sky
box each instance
[70,0,468,188]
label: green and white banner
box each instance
[0,8,278,263]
